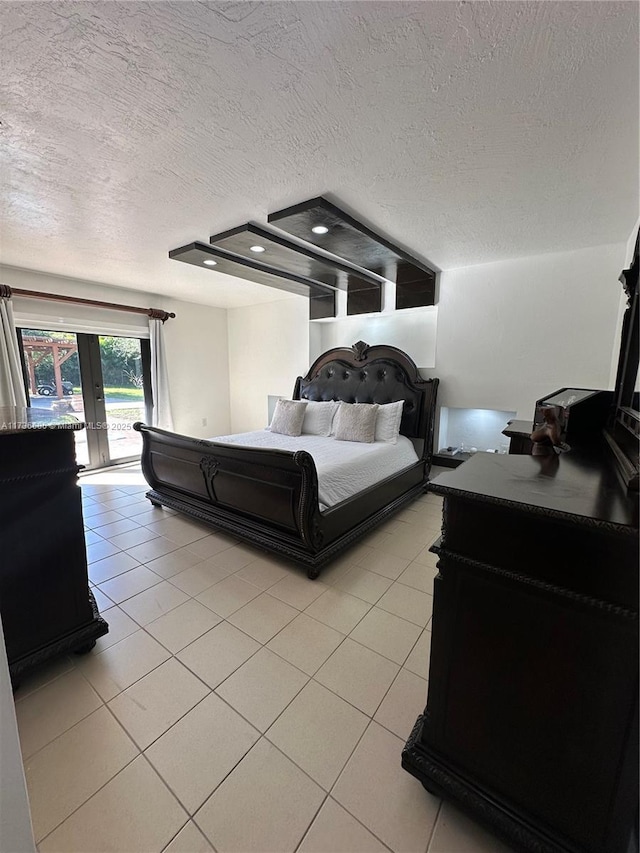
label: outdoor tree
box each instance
[98,336,143,387]
[20,330,143,392]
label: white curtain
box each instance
[0,294,27,408]
[149,318,174,430]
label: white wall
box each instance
[227,296,309,432]
[1,265,230,437]
[439,407,516,454]
[309,306,438,370]
[160,297,230,437]
[431,243,627,419]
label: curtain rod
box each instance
[0,284,176,322]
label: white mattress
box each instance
[208,430,419,510]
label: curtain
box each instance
[149,317,174,430]
[0,294,27,408]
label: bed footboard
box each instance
[133,423,325,563]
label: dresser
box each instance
[402,449,638,853]
[0,407,108,686]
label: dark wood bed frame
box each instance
[134,341,439,578]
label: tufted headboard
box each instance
[293,341,439,460]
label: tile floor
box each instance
[14,464,516,853]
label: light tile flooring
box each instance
[15,464,516,853]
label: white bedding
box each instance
[208,430,419,510]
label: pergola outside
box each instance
[21,335,78,397]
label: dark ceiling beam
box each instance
[268,197,437,304]
[169,241,338,300]
[210,223,382,293]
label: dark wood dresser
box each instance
[402,449,638,853]
[502,419,534,455]
[0,407,108,686]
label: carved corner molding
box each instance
[402,718,558,853]
[293,450,324,551]
[352,340,369,361]
[199,456,220,502]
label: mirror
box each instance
[604,230,639,490]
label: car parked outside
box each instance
[37,380,74,396]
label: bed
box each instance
[134,341,439,578]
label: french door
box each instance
[18,329,152,470]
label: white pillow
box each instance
[269,399,308,436]
[301,400,338,436]
[333,402,379,443]
[375,400,404,443]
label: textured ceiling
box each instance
[1,1,638,308]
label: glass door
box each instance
[98,335,149,462]
[18,328,151,470]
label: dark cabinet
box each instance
[402,450,638,853]
[0,407,108,685]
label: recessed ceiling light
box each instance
[312,225,329,235]
[203,259,217,266]
[250,245,266,253]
